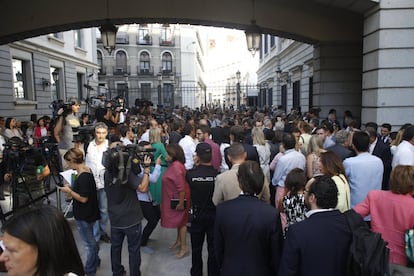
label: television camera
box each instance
[102,143,156,183]
[49,100,73,119]
[72,124,95,144]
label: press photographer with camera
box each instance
[95,98,122,131]
[53,98,81,167]
[3,137,50,210]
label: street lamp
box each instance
[236,70,241,110]
[100,23,118,54]
[157,74,162,106]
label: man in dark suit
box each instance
[278,175,353,276]
[365,127,392,190]
[214,161,283,275]
[326,129,355,161]
[224,125,259,169]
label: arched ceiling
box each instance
[0,0,378,45]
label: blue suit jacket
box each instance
[278,210,352,276]
[215,195,283,275]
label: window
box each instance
[293,80,300,109]
[270,36,275,48]
[163,83,174,108]
[281,85,287,112]
[139,52,151,74]
[117,83,128,100]
[140,83,151,101]
[138,26,151,45]
[264,35,268,54]
[97,51,103,70]
[12,59,27,99]
[74,30,83,48]
[53,32,63,40]
[115,51,127,74]
[160,24,173,45]
[309,77,313,108]
[268,87,273,107]
[77,73,84,100]
[162,52,172,74]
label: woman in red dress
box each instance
[161,143,191,258]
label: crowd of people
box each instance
[0,100,413,275]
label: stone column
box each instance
[362,1,414,130]
[312,42,363,123]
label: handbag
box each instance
[405,228,414,267]
[170,198,187,209]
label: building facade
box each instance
[96,24,207,110]
[257,1,414,130]
[0,29,98,121]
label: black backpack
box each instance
[344,209,390,276]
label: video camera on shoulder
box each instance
[3,137,30,171]
[125,144,156,166]
[49,100,72,119]
[107,97,126,113]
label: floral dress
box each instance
[282,193,307,235]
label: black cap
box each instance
[195,142,211,155]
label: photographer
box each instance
[3,137,50,209]
[53,98,81,166]
[95,100,121,130]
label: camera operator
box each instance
[95,100,121,131]
[3,137,50,209]
[53,98,81,167]
[105,144,152,275]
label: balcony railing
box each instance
[116,34,129,44]
[137,66,154,76]
[137,35,152,45]
[159,66,175,75]
[159,37,175,46]
[98,66,106,75]
[112,66,130,75]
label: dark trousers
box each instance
[190,213,220,276]
[139,201,160,246]
[110,223,142,276]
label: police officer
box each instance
[185,143,219,276]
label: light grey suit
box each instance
[213,163,270,205]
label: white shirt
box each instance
[85,139,109,190]
[369,138,378,154]
[392,140,414,168]
[137,164,161,202]
[139,129,150,143]
[179,135,197,170]
[120,136,132,146]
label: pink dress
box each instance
[160,160,191,228]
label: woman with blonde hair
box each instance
[149,127,168,206]
[320,151,350,212]
[252,127,271,183]
[306,134,326,179]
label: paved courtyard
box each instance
[0,189,206,276]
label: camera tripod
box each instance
[0,164,37,223]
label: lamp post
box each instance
[52,68,59,99]
[157,74,162,106]
[236,70,241,110]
